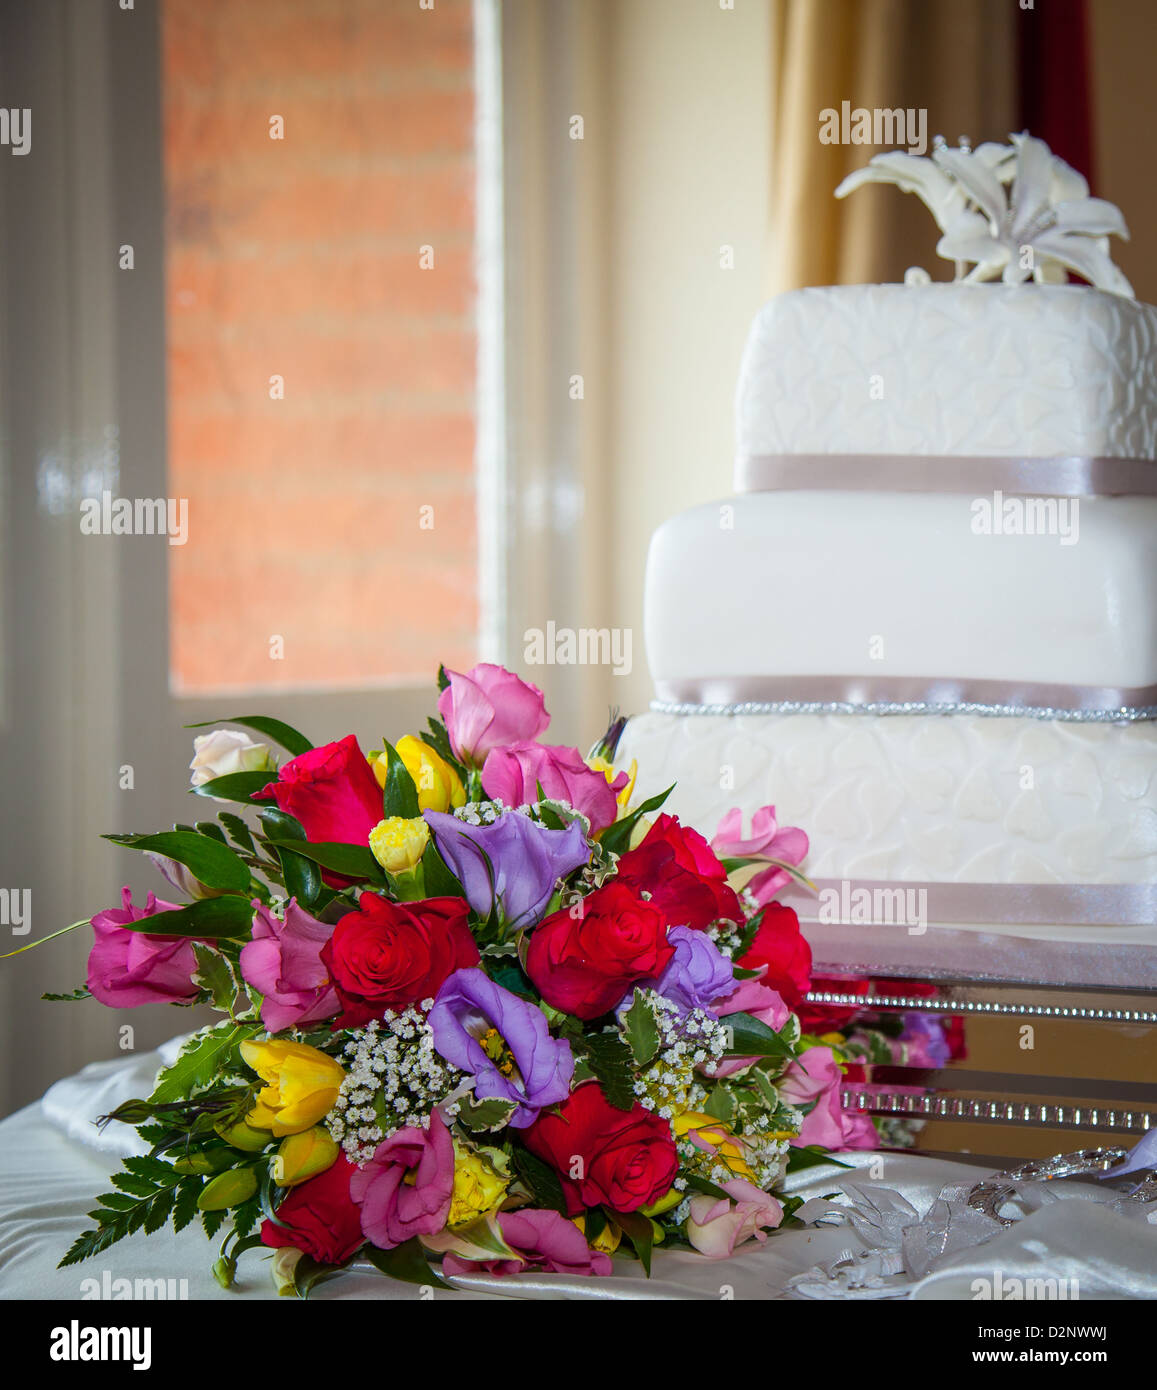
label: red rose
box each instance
[260,1154,364,1265]
[615,813,741,930]
[737,901,812,1008]
[254,735,384,885]
[525,881,673,1020]
[321,893,479,1027]
[523,1082,678,1215]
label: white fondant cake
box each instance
[646,491,1157,698]
[621,711,1157,895]
[618,270,1157,961]
[736,283,1157,467]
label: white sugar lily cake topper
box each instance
[835,131,1133,298]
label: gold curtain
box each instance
[768,0,1019,294]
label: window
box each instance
[162,0,481,695]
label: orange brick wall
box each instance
[162,0,478,694]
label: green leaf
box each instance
[103,830,250,893]
[192,771,278,804]
[266,839,385,883]
[583,1206,608,1244]
[457,1097,519,1133]
[124,896,256,939]
[362,1237,449,1290]
[436,663,451,693]
[620,989,660,1067]
[149,1022,259,1105]
[785,1145,853,1174]
[420,841,462,898]
[580,1032,637,1111]
[191,944,237,1012]
[721,1011,794,1060]
[749,1067,779,1109]
[704,1083,739,1124]
[292,1253,353,1299]
[613,1207,654,1276]
[486,958,536,1000]
[41,985,92,1003]
[218,812,256,855]
[58,1161,198,1268]
[172,1181,201,1233]
[510,1147,569,1215]
[259,809,321,908]
[380,739,420,818]
[598,784,674,856]
[185,715,312,758]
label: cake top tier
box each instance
[734,282,1157,479]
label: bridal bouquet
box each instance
[31,663,873,1295]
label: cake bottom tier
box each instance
[616,710,1157,955]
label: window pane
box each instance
[162,0,479,695]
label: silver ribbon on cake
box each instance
[652,675,1157,722]
[736,451,1157,497]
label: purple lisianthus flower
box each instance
[623,925,735,1017]
[428,968,574,1128]
[424,808,590,931]
[240,898,339,1033]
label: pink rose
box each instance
[710,978,790,1079]
[438,663,550,768]
[711,805,809,904]
[481,741,625,833]
[779,1045,877,1150]
[441,1208,613,1279]
[686,1178,784,1258]
[351,1112,454,1249]
[240,899,339,1032]
[86,888,199,1008]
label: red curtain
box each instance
[1018,0,1094,189]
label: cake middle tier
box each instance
[646,491,1157,701]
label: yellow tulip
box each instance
[272,1126,339,1187]
[572,1213,622,1254]
[640,1187,684,1218]
[240,1039,345,1138]
[448,1143,511,1228]
[587,754,637,818]
[369,816,430,874]
[369,736,465,813]
[672,1112,756,1181]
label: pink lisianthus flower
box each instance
[240,898,339,1033]
[351,1112,455,1250]
[778,1045,877,1150]
[440,1208,612,1279]
[438,663,550,769]
[686,1178,784,1258]
[709,977,791,1079]
[481,740,626,834]
[86,888,199,1008]
[711,805,809,904]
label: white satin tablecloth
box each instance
[1,1040,1154,1301]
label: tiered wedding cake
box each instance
[617,135,1157,983]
